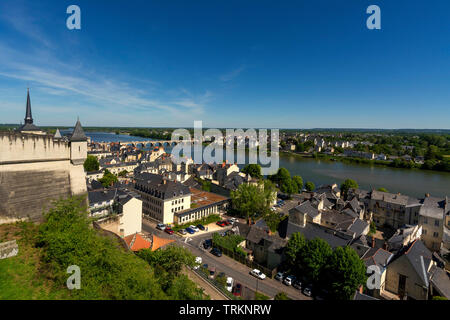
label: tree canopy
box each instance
[230,180,276,222]
[83,155,99,172]
[340,179,359,199]
[305,181,315,192]
[241,164,262,179]
[99,169,118,187]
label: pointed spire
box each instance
[70,118,87,142]
[54,128,62,139]
[24,88,33,124]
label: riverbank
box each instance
[280,151,450,173]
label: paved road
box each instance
[142,220,311,300]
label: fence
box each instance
[211,242,277,279]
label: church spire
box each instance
[24,88,33,124]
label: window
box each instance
[434,220,440,227]
[423,229,427,235]
[423,218,428,224]
[433,232,439,238]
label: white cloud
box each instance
[220,65,246,82]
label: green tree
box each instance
[230,181,274,223]
[37,196,167,299]
[280,178,297,197]
[118,170,128,177]
[285,232,306,271]
[274,292,290,300]
[242,164,262,179]
[270,167,291,186]
[292,175,304,192]
[297,238,333,283]
[83,155,99,172]
[369,221,377,235]
[305,181,315,192]
[325,246,367,300]
[340,179,359,199]
[99,169,118,187]
[377,187,388,192]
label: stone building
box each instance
[0,90,87,223]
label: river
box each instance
[85,132,450,199]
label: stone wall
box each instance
[0,161,72,222]
[0,132,87,223]
[0,132,70,164]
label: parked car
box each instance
[178,229,187,235]
[211,247,222,257]
[189,225,200,232]
[233,283,242,296]
[197,224,205,231]
[208,266,216,279]
[283,275,295,286]
[293,280,302,290]
[250,269,266,280]
[229,217,238,223]
[274,272,285,281]
[164,227,174,235]
[156,223,166,230]
[226,277,234,292]
[223,220,231,226]
[303,286,312,297]
[216,221,227,227]
[203,239,212,249]
[185,227,195,234]
[193,257,202,270]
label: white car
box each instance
[193,256,202,270]
[156,223,166,230]
[250,269,266,280]
[189,225,200,232]
[226,277,234,292]
[283,275,295,286]
[229,217,238,223]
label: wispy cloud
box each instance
[220,65,246,82]
[0,3,214,124]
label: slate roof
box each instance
[54,128,62,138]
[17,90,42,132]
[88,189,117,206]
[222,171,245,190]
[429,266,450,299]
[289,201,320,219]
[348,219,369,238]
[362,247,394,268]
[371,190,409,206]
[353,291,379,300]
[392,240,433,288]
[419,196,446,219]
[286,221,351,248]
[134,172,191,200]
[70,119,87,142]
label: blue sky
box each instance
[0,0,449,128]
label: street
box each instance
[142,219,312,300]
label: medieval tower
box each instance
[0,90,88,224]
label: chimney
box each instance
[372,237,375,248]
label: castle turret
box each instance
[70,118,87,165]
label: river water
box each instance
[85,132,450,199]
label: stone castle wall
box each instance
[0,132,70,164]
[0,132,87,223]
